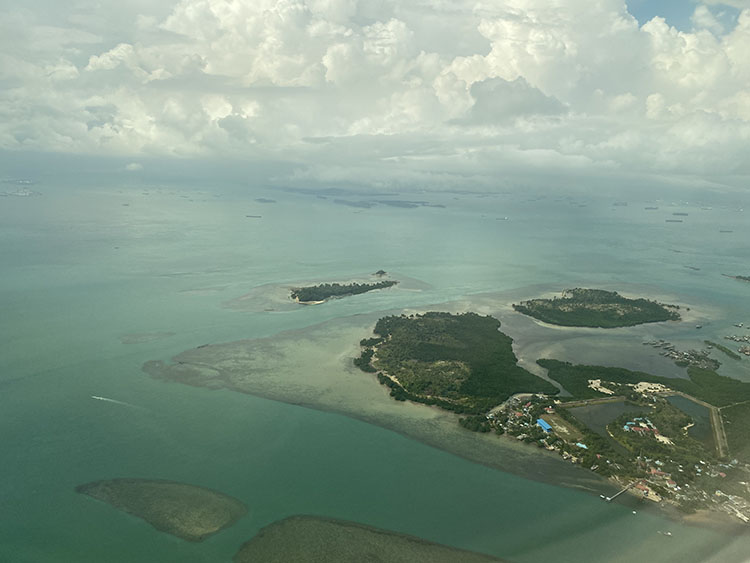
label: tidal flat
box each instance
[144,283,726,504]
[75,478,247,542]
[146,290,653,495]
[234,516,507,562]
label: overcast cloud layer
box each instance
[1,0,749,190]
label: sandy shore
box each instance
[681,509,749,532]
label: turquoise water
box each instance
[2,184,750,562]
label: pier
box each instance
[604,481,636,502]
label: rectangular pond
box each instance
[568,400,652,454]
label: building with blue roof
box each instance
[536,418,552,433]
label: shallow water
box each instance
[2,183,750,562]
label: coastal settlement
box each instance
[353,296,750,524]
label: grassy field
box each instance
[722,402,750,463]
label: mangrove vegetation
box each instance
[291,280,397,303]
[355,312,558,413]
[513,288,681,328]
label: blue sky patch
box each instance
[627,0,740,32]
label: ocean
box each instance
[2,181,749,562]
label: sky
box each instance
[1,0,749,192]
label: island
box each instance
[704,340,742,361]
[723,274,750,283]
[233,516,507,562]
[76,478,247,541]
[512,288,681,328]
[291,280,397,304]
[353,312,750,523]
[354,311,559,418]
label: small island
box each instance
[704,340,743,361]
[76,478,247,541]
[512,288,681,328]
[234,516,507,562]
[291,280,397,304]
[355,312,558,416]
[723,274,750,283]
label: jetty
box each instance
[603,481,637,502]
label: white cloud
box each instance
[704,0,750,8]
[692,4,725,34]
[0,0,749,190]
[457,77,566,124]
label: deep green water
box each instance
[2,183,750,562]
[667,395,713,446]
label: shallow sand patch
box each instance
[233,516,507,562]
[76,478,246,542]
[119,332,175,344]
[143,310,605,492]
[222,271,431,312]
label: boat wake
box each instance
[91,395,143,409]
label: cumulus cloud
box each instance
[0,0,749,190]
[704,0,750,8]
[692,4,725,34]
[456,77,566,125]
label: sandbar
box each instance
[119,332,175,344]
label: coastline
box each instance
[145,286,743,531]
[294,297,326,305]
[511,288,706,329]
[144,309,608,495]
[681,509,750,533]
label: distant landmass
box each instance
[512,288,681,328]
[291,280,397,304]
[76,479,246,542]
[723,274,750,283]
